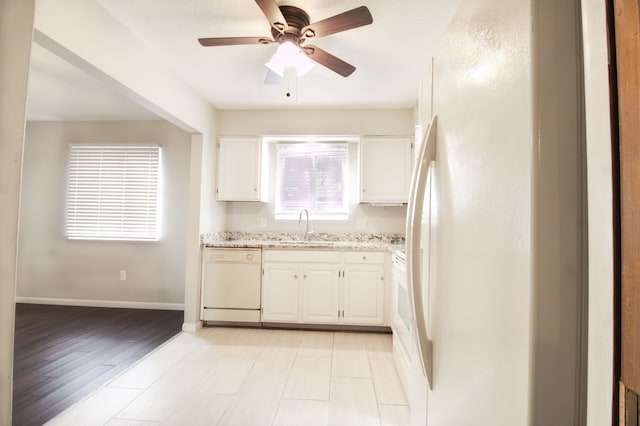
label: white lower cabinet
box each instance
[261,262,299,322]
[261,249,385,326]
[302,264,341,323]
[343,263,385,325]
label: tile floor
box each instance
[46,327,410,426]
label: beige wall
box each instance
[17,120,191,308]
[32,0,222,329]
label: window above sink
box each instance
[274,141,349,221]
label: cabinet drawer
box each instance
[344,251,385,264]
[263,250,340,263]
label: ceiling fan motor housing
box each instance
[270,5,313,45]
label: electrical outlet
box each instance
[356,218,368,231]
[119,270,126,281]
[257,217,267,229]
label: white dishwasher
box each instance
[201,248,262,323]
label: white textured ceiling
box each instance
[28,0,458,119]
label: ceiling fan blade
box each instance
[301,6,373,39]
[198,37,273,47]
[302,45,356,77]
[255,0,287,33]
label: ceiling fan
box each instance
[198,0,373,78]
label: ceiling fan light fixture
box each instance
[265,41,315,77]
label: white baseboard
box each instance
[182,321,203,332]
[15,296,184,311]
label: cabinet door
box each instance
[302,263,340,324]
[262,263,299,322]
[342,264,385,325]
[360,137,412,203]
[217,137,265,201]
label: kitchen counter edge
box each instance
[203,240,404,251]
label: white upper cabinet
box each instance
[359,136,413,204]
[216,136,267,201]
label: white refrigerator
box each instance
[402,0,591,423]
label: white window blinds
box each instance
[66,144,161,241]
[275,142,348,218]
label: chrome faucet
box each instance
[298,209,310,239]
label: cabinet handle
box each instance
[303,274,307,279]
[362,255,367,261]
[294,274,298,279]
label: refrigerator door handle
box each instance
[405,116,437,389]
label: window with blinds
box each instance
[275,142,348,219]
[66,144,161,241]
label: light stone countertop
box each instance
[201,231,405,252]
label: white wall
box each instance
[0,1,35,422]
[34,0,212,134]
[217,108,414,136]
[581,0,615,423]
[530,0,588,422]
[17,120,191,308]
[218,108,412,234]
[225,141,407,234]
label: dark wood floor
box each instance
[12,303,184,426]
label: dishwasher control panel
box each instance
[204,248,261,264]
